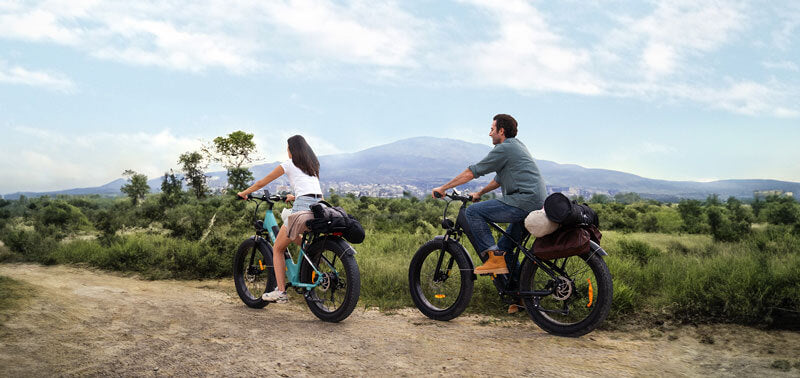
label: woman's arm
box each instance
[237,165,285,198]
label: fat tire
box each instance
[299,239,361,323]
[408,239,474,321]
[233,238,277,309]
[520,252,612,337]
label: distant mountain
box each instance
[3,137,799,201]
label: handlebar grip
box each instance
[434,191,443,198]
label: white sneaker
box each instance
[262,288,288,303]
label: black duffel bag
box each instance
[543,192,599,227]
[306,202,365,244]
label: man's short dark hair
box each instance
[493,114,518,138]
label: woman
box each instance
[237,135,323,304]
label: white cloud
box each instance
[1,127,205,193]
[0,0,425,75]
[762,60,799,72]
[0,125,348,193]
[0,61,75,92]
[260,0,424,68]
[0,0,797,118]
[457,0,603,95]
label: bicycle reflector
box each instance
[587,279,593,308]
[259,260,264,271]
[434,294,446,299]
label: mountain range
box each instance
[4,137,798,202]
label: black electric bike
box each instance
[408,190,613,337]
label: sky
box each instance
[1,0,799,194]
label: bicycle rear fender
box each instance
[307,236,357,257]
[433,236,477,281]
[589,240,608,256]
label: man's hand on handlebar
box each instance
[470,192,482,202]
[432,187,446,198]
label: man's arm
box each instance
[432,169,474,198]
[470,179,500,201]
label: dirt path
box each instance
[1,264,798,377]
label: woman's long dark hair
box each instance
[287,135,320,177]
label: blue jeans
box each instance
[291,195,321,213]
[465,199,529,271]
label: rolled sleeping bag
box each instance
[524,209,559,237]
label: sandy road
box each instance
[1,263,798,377]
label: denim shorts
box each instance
[292,195,321,213]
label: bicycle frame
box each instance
[439,195,605,300]
[249,195,328,290]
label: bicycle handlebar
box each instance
[243,191,289,203]
[435,190,473,203]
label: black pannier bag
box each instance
[543,192,599,227]
[306,202,365,244]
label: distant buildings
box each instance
[754,190,793,198]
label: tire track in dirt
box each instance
[1,264,798,377]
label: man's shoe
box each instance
[508,299,526,314]
[474,251,509,275]
[262,288,288,303]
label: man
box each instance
[432,114,546,275]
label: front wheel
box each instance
[299,239,361,322]
[519,252,612,337]
[233,238,277,309]
[408,239,474,321]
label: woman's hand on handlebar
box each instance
[236,191,249,200]
[285,194,295,202]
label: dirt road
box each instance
[1,264,798,377]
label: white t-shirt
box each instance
[280,159,322,196]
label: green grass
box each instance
[3,217,800,327]
[0,275,30,327]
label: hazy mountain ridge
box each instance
[4,137,798,201]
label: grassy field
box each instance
[0,275,30,329]
[1,194,799,328]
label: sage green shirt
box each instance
[468,138,546,213]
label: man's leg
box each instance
[465,200,527,274]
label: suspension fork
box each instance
[434,233,458,282]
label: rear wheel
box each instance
[233,238,277,309]
[300,239,361,322]
[408,239,473,321]
[519,252,612,337]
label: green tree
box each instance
[205,131,260,192]
[179,151,209,199]
[589,193,611,204]
[120,170,150,206]
[614,192,642,204]
[762,195,799,225]
[160,169,184,207]
[751,194,764,218]
[677,199,704,233]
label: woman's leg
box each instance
[272,225,291,292]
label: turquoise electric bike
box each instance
[233,191,360,322]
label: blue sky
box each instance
[1,0,798,194]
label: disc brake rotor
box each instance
[319,273,332,292]
[552,276,574,301]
